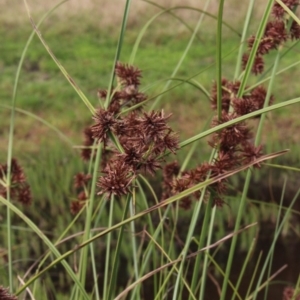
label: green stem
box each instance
[89,242,100,300]
[220,14,281,299]
[231,238,256,300]
[199,203,216,300]
[150,0,212,110]
[220,171,252,300]
[77,142,102,299]
[216,0,225,120]
[6,0,68,292]
[105,0,132,109]
[172,195,204,299]
[188,201,211,300]
[237,0,274,97]
[249,188,300,300]
[263,178,287,300]
[107,195,131,300]
[130,205,171,300]
[102,196,115,300]
[129,194,139,281]
[32,204,86,294]
[13,154,287,296]
[234,0,255,79]
[0,196,89,299]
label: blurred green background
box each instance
[1,0,300,157]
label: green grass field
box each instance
[1,2,300,159]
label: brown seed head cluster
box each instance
[243,0,300,74]
[160,6,293,209]
[70,172,92,214]
[0,286,18,300]
[272,0,298,19]
[97,62,147,115]
[75,57,272,212]
[282,286,300,300]
[76,62,179,204]
[161,161,212,209]
[210,79,274,115]
[80,127,95,161]
[0,159,32,205]
[93,107,178,198]
[160,76,268,209]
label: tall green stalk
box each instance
[171,192,204,299]
[12,152,285,296]
[150,0,212,110]
[231,238,257,300]
[102,196,115,300]
[234,0,256,79]
[105,0,132,109]
[198,202,216,300]
[107,195,131,299]
[220,4,280,298]
[188,198,212,300]
[129,193,139,281]
[5,1,68,292]
[250,188,300,300]
[263,178,287,300]
[216,0,225,120]
[76,142,102,300]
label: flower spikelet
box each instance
[91,108,117,143]
[115,61,142,87]
[0,159,32,205]
[0,286,18,300]
[290,21,300,40]
[81,127,95,161]
[138,110,171,142]
[272,0,298,19]
[282,286,300,300]
[97,160,134,197]
[211,112,252,152]
[74,173,92,189]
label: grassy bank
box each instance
[2,1,300,157]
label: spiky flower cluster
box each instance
[80,127,95,161]
[76,57,274,211]
[242,0,300,74]
[161,161,211,209]
[161,78,268,209]
[282,286,300,300]
[70,172,92,214]
[0,286,17,300]
[76,62,179,203]
[210,79,274,115]
[272,0,299,19]
[0,159,31,205]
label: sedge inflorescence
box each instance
[71,62,179,213]
[73,62,271,213]
[72,0,298,212]
[160,78,268,210]
[160,0,299,209]
[283,286,300,300]
[242,0,300,75]
[0,286,18,300]
[159,0,299,210]
[0,158,32,205]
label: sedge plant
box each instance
[1,0,300,299]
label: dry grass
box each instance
[1,0,266,28]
